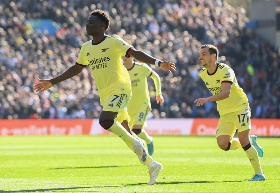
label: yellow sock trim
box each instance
[145,155,153,166]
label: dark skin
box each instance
[121,120,131,133]
[34,15,176,124]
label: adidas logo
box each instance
[216,80,220,83]
[241,123,246,126]
[101,48,109,52]
[108,103,113,107]
[86,53,90,56]
[134,73,138,76]
[205,82,209,85]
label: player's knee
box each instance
[132,129,141,135]
[218,142,231,151]
[99,120,114,130]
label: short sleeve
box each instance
[114,36,134,58]
[76,44,89,67]
[221,67,234,84]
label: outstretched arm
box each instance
[129,49,176,74]
[49,65,84,85]
[34,64,84,92]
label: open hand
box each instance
[160,60,176,75]
[194,98,209,106]
[34,79,53,92]
[156,95,164,106]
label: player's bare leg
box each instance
[121,120,133,135]
[217,135,232,150]
[121,120,134,134]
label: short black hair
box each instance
[90,10,110,31]
[200,44,219,60]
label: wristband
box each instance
[155,59,160,67]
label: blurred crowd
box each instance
[0,0,279,119]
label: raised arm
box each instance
[34,64,84,92]
[129,49,176,74]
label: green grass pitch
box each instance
[0,136,279,192]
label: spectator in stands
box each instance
[0,0,279,119]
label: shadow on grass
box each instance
[0,185,119,192]
[50,165,137,170]
[125,180,243,186]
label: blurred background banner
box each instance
[190,118,219,136]
[143,119,193,135]
[0,119,93,136]
[26,19,61,36]
[190,119,280,137]
[0,119,279,137]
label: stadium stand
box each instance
[0,0,279,119]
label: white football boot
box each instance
[147,161,163,185]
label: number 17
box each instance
[238,113,249,123]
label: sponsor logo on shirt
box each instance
[208,87,222,95]
[89,57,110,70]
[131,79,140,87]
